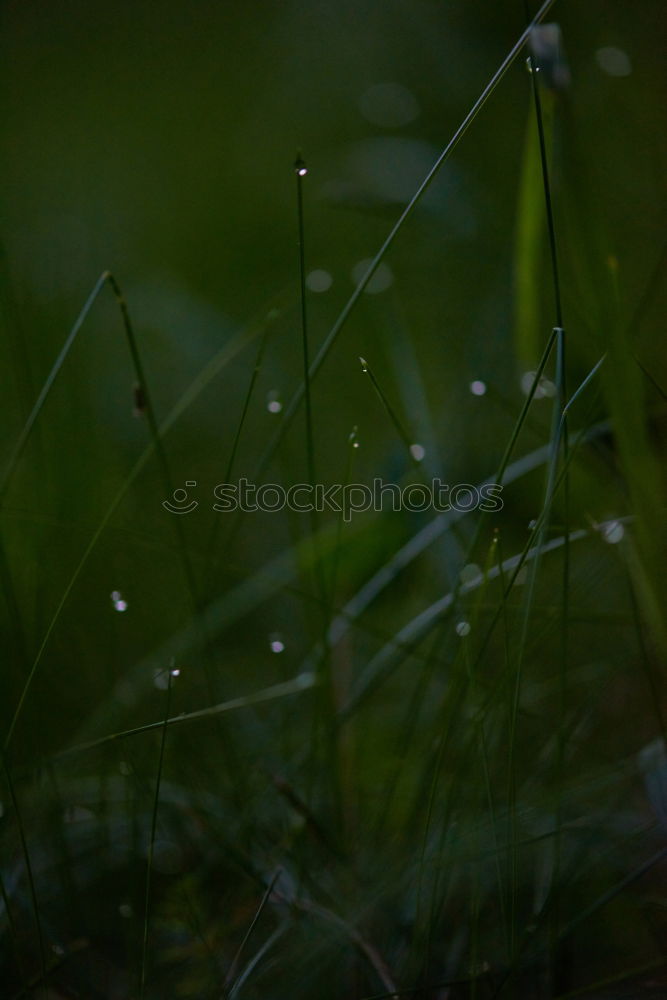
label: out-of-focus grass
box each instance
[1,1,666,997]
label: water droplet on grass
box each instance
[269,633,285,654]
[470,380,487,396]
[119,903,133,919]
[267,390,282,414]
[456,621,471,637]
[111,590,128,612]
[409,443,425,462]
[601,520,624,544]
[520,372,556,399]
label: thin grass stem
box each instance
[139,664,175,999]
[359,357,416,458]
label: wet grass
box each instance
[1,1,666,997]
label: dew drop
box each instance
[269,633,285,654]
[596,46,632,77]
[353,441,360,449]
[601,520,624,544]
[306,269,333,292]
[351,259,394,294]
[520,372,556,399]
[456,621,471,637]
[460,563,483,586]
[470,380,487,396]
[528,519,538,530]
[359,356,369,372]
[529,24,570,90]
[119,903,133,919]
[267,390,282,414]
[111,590,128,612]
[409,443,425,462]
[170,667,181,677]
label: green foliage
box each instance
[1,1,666,997]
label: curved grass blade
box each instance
[1,282,281,759]
[52,672,317,762]
[224,868,282,996]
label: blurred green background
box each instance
[1,0,666,997]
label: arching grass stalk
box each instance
[51,671,317,763]
[224,868,282,996]
[1,272,197,757]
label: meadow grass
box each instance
[1,1,666,998]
